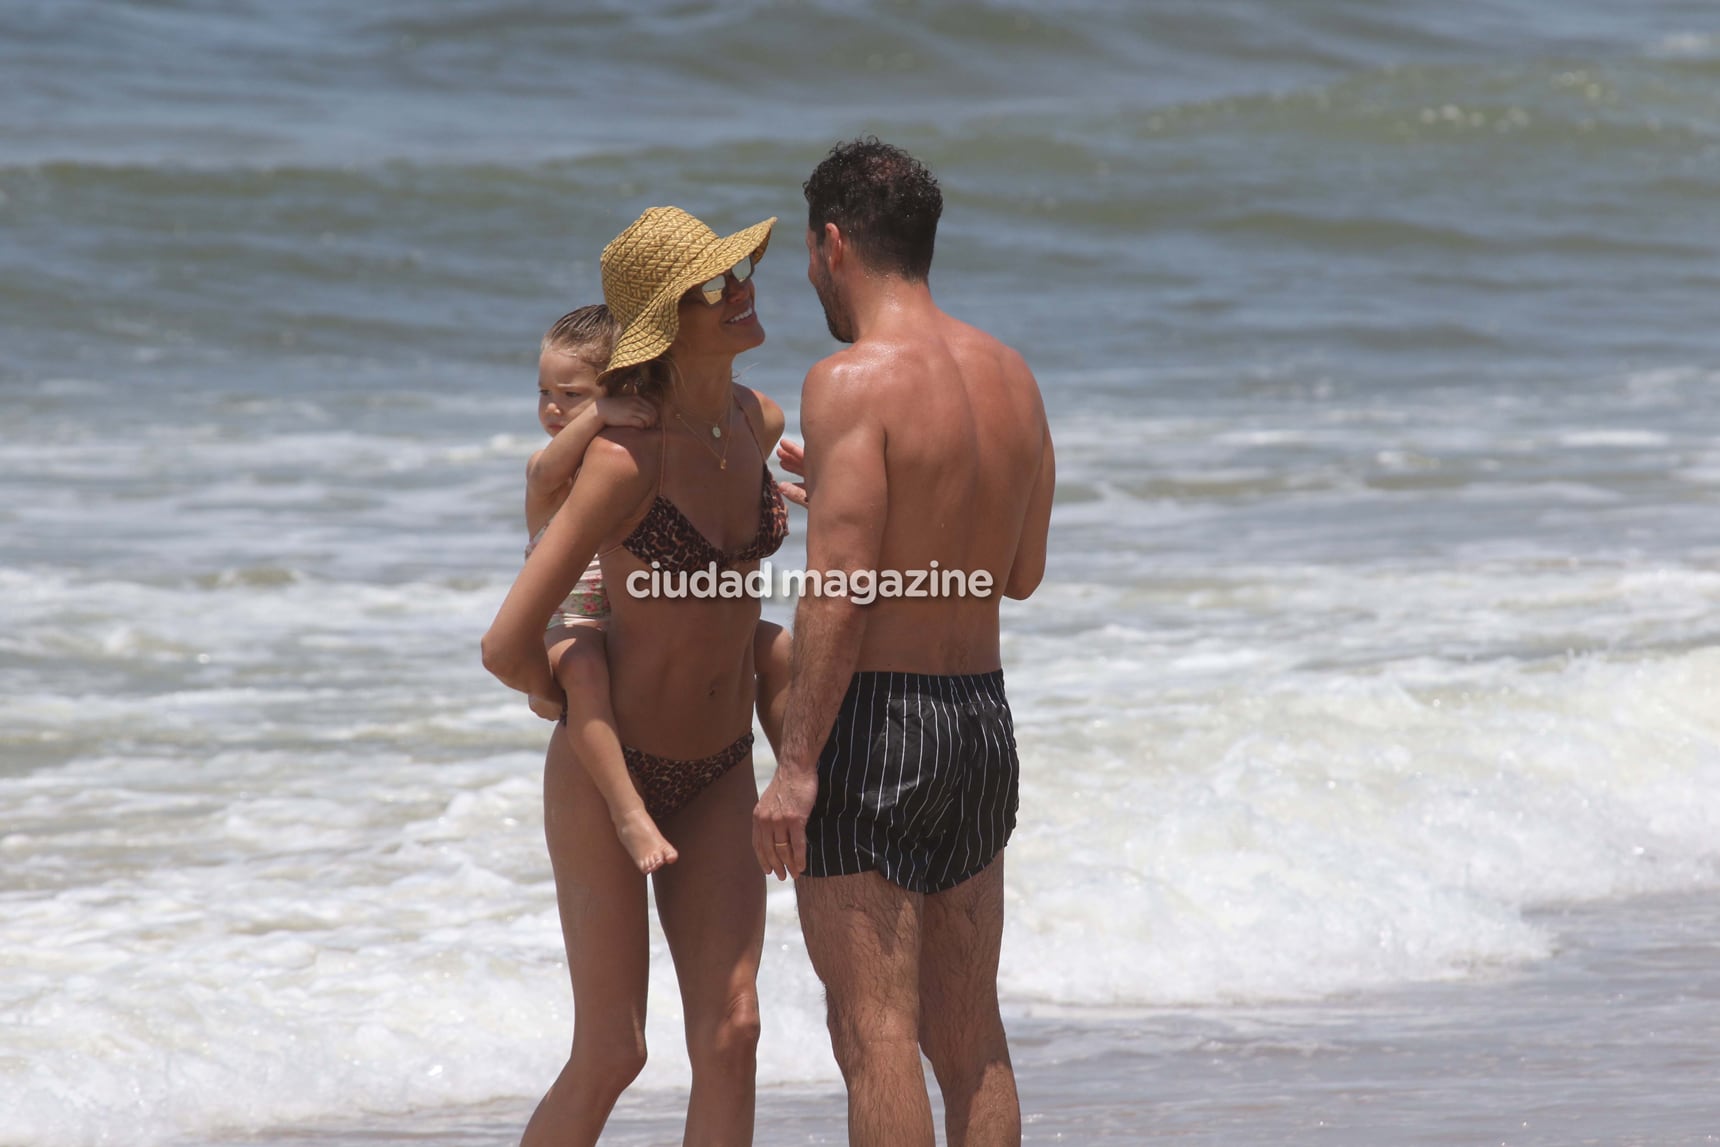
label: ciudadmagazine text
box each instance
[625,560,993,606]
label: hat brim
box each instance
[600,216,776,385]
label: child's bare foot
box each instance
[615,808,678,874]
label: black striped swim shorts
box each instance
[804,669,1019,894]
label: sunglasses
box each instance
[692,256,756,305]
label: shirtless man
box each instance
[753,139,1055,1147]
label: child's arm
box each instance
[526,397,657,530]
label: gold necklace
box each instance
[674,392,732,439]
[672,399,736,470]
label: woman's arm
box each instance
[485,433,653,697]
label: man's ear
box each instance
[821,221,845,267]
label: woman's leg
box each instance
[751,620,792,759]
[520,726,653,1147]
[550,623,677,874]
[651,760,767,1147]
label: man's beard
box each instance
[812,266,855,344]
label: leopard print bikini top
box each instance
[617,398,789,575]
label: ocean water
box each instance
[4,2,1720,1144]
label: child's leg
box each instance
[547,623,678,875]
[752,620,792,760]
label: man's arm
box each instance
[484,434,650,698]
[1004,415,1055,600]
[753,358,887,880]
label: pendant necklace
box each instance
[673,397,737,469]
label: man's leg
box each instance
[796,871,935,1147]
[919,856,1019,1147]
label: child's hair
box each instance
[543,303,662,404]
[542,305,619,370]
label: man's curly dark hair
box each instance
[803,137,942,281]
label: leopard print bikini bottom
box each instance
[622,731,753,821]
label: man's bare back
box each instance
[819,309,1052,676]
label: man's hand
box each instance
[753,766,818,881]
[775,438,809,508]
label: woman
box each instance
[482,205,788,1146]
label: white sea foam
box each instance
[5,602,1720,1145]
[1005,646,1720,1006]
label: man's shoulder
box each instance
[812,326,952,384]
[804,341,895,400]
[942,313,1030,375]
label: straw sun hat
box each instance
[598,206,776,382]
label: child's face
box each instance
[537,348,602,436]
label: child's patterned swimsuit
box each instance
[525,528,610,625]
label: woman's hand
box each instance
[595,394,658,430]
[775,438,808,508]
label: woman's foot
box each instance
[615,808,678,874]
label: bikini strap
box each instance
[653,415,669,499]
[735,389,769,463]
